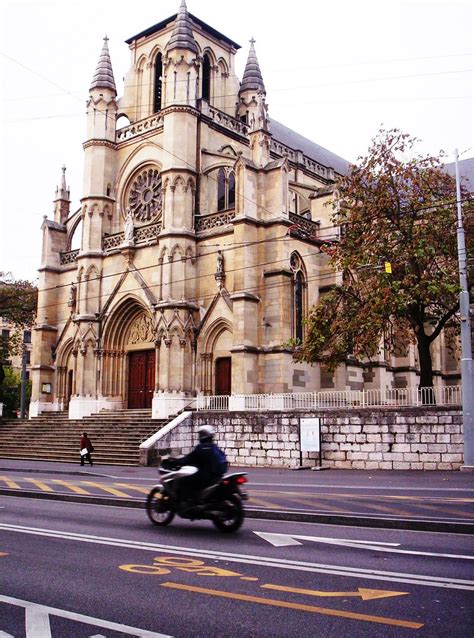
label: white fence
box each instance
[196,386,462,412]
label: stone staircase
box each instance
[0,409,167,466]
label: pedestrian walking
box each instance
[80,432,94,466]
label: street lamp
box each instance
[454,149,474,470]
[19,330,30,419]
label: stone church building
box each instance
[30,1,459,419]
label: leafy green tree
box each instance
[295,129,471,389]
[0,367,31,417]
[0,272,37,386]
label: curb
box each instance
[1,489,473,535]
[0,466,116,478]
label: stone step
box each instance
[0,452,141,466]
[0,410,167,465]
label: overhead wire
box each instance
[2,45,470,314]
[31,196,469,315]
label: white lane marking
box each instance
[254,532,400,547]
[1,522,473,591]
[0,594,172,637]
[254,531,474,560]
[0,631,15,637]
[25,605,52,638]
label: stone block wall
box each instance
[148,407,463,470]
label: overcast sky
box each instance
[0,0,472,281]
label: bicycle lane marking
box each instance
[118,555,420,630]
[160,582,424,630]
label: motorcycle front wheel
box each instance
[146,488,175,526]
[212,494,244,533]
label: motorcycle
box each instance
[146,459,248,533]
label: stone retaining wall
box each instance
[149,407,463,470]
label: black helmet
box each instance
[197,424,215,442]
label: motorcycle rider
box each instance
[172,425,228,505]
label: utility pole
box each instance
[454,149,474,470]
[20,343,28,419]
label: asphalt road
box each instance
[1,494,473,637]
[0,464,473,531]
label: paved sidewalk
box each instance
[0,458,473,533]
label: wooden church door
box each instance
[215,357,231,395]
[128,350,155,408]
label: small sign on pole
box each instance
[293,417,329,470]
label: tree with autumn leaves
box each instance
[294,129,471,389]
[0,272,37,387]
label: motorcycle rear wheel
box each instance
[212,495,244,533]
[146,488,175,526]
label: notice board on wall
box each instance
[300,417,321,452]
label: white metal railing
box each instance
[196,386,462,411]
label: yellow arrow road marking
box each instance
[261,583,409,601]
[0,476,21,489]
[114,483,150,494]
[51,480,90,495]
[161,582,423,630]
[82,481,132,498]
[24,478,54,492]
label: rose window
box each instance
[128,168,163,222]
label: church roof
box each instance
[270,118,351,177]
[240,39,265,93]
[90,37,116,94]
[126,11,241,50]
[166,0,198,54]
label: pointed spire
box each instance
[55,165,70,201]
[90,36,117,94]
[166,0,198,54]
[240,38,266,93]
[54,165,70,224]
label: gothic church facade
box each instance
[30,1,459,419]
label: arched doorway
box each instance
[215,357,231,395]
[102,298,156,410]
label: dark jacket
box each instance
[177,442,225,484]
[80,436,93,453]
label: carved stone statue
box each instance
[254,90,269,132]
[68,282,77,312]
[216,250,225,273]
[215,250,225,289]
[124,208,135,242]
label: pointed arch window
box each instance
[217,169,226,211]
[294,271,304,342]
[202,54,211,101]
[217,168,236,212]
[228,172,235,208]
[290,252,307,342]
[153,53,163,113]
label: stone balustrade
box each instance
[116,113,163,143]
